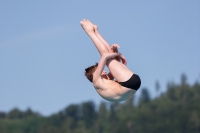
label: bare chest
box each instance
[94,79,133,102]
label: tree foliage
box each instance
[0,74,199,133]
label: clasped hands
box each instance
[103,44,127,66]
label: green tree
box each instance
[123,95,134,113]
[109,102,118,122]
[81,101,96,128]
[139,88,150,105]
[98,102,107,118]
[166,81,177,101]
[65,104,80,121]
[181,73,187,86]
[1,74,200,133]
[0,112,6,119]
[7,108,23,119]
[155,80,161,97]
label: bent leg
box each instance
[106,59,134,82]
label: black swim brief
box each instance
[119,74,141,90]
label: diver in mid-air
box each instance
[80,19,141,102]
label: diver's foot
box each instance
[80,19,94,33]
[85,20,98,33]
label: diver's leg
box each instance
[87,21,113,53]
[80,19,110,56]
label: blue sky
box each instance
[0,1,199,116]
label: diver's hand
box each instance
[111,44,120,53]
[119,54,127,66]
